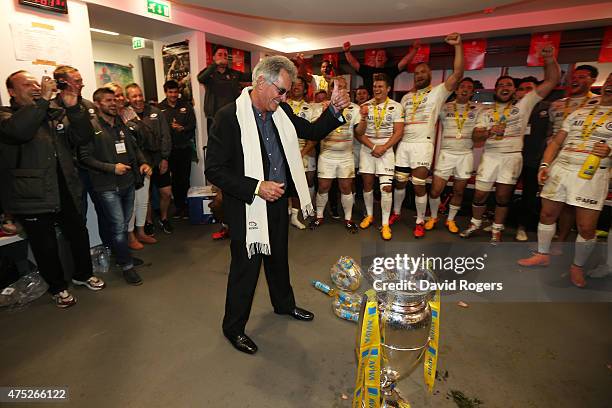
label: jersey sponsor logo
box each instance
[606,122,612,131]
[588,99,598,105]
[119,130,125,138]
[56,123,64,131]
[150,113,158,118]
[303,106,309,110]
[510,107,520,116]
[346,113,352,120]
[539,110,549,118]
[575,196,598,205]
[88,108,95,114]
[180,107,187,112]
[388,106,395,111]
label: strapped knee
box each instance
[394,171,411,183]
[379,175,393,191]
[411,176,427,186]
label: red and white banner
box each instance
[363,49,379,67]
[527,32,561,67]
[598,26,612,63]
[408,44,430,72]
[231,49,245,72]
[463,39,487,70]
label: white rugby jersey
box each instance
[321,103,361,157]
[438,101,480,152]
[288,98,314,150]
[549,94,600,135]
[400,83,452,143]
[556,104,612,169]
[477,90,543,153]
[364,98,404,145]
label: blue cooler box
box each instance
[187,186,217,225]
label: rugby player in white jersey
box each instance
[518,73,612,288]
[547,65,601,246]
[425,77,480,234]
[354,73,405,240]
[310,77,362,232]
[392,32,464,238]
[287,76,317,229]
[460,46,560,243]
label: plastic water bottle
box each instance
[332,299,359,322]
[312,280,354,305]
[98,248,110,273]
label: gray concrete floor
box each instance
[1,212,610,408]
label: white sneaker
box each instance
[515,227,528,242]
[586,264,612,278]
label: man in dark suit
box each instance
[205,56,351,355]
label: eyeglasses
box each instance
[269,81,288,96]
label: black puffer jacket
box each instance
[0,98,94,215]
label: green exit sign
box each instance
[132,37,145,50]
[147,0,170,18]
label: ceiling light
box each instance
[90,28,120,36]
[282,37,299,43]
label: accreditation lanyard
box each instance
[581,105,612,141]
[290,100,304,115]
[410,86,431,121]
[453,102,469,138]
[492,102,512,124]
[563,93,593,120]
[374,98,390,132]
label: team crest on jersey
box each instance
[385,114,392,121]
[468,112,476,119]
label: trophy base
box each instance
[381,388,410,408]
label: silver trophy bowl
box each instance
[357,263,438,407]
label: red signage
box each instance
[408,44,431,72]
[527,32,561,67]
[363,49,378,67]
[232,49,245,72]
[463,39,487,71]
[598,26,612,63]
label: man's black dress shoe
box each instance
[281,307,314,321]
[225,333,258,354]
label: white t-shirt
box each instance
[364,97,404,145]
[400,83,452,143]
[439,101,481,152]
[549,94,601,135]
[556,105,612,169]
[477,91,543,153]
[321,103,361,157]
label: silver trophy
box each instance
[357,263,438,407]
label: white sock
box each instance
[470,217,482,228]
[309,185,316,204]
[492,223,504,231]
[363,191,374,217]
[574,234,596,267]
[315,192,328,218]
[381,190,393,225]
[415,194,427,224]
[537,222,556,254]
[429,196,441,219]
[393,188,406,215]
[448,204,460,221]
[290,208,305,229]
[341,194,354,221]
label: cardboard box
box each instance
[187,186,217,225]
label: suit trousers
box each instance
[222,197,296,337]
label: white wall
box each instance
[0,0,96,105]
[91,39,154,92]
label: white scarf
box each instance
[236,87,314,258]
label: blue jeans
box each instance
[97,186,135,270]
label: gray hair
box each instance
[252,55,297,84]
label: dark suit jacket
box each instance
[205,101,343,242]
